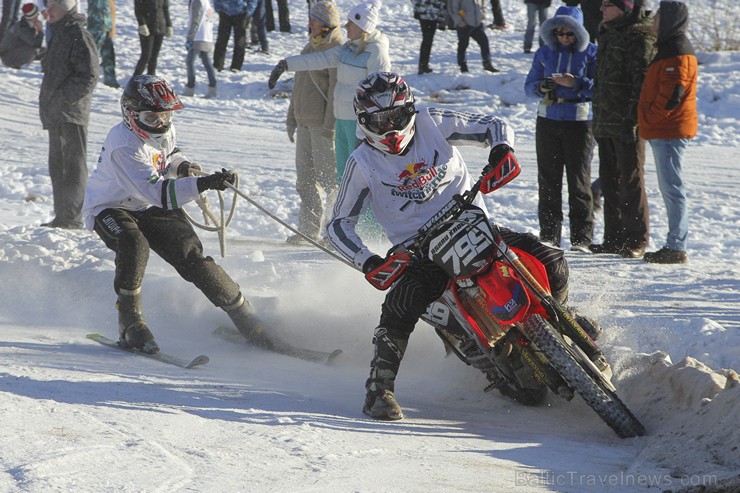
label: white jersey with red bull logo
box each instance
[327,107,515,270]
[82,122,201,230]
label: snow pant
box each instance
[581,0,601,43]
[93,207,241,309]
[89,29,118,86]
[214,12,250,71]
[250,0,269,52]
[186,47,217,89]
[648,137,689,252]
[47,122,88,227]
[265,0,291,32]
[0,0,21,41]
[367,227,569,391]
[536,117,595,247]
[133,34,164,76]
[455,23,491,68]
[418,19,438,70]
[295,126,337,238]
[595,136,650,250]
[524,4,548,52]
[489,0,506,27]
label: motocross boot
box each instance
[117,287,159,354]
[224,292,275,351]
[363,326,408,420]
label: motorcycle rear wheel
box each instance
[523,315,646,438]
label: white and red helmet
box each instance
[354,72,416,155]
[121,75,184,147]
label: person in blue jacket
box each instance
[524,5,596,252]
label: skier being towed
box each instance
[82,75,272,354]
[327,71,595,420]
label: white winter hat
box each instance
[347,1,382,34]
[47,0,76,12]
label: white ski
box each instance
[86,333,209,369]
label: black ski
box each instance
[212,326,342,364]
[86,333,209,369]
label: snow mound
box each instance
[617,352,740,487]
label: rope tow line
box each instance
[183,170,356,269]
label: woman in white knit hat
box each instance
[268,0,390,241]
[268,0,390,187]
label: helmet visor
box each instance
[139,110,174,129]
[364,105,414,134]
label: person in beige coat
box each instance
[285,1,344,245]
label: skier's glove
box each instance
[539,77,556,93]
[177,161,202,177]
[197,168,236,192]
[268,59,288,89]
[138,24,150,37]
[166,26,174,38]
[362,255,385,275]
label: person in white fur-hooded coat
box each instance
[268,0,391,182]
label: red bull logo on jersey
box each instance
[382,152,448,202]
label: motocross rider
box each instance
[327,71,576,420]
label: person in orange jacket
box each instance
[638,1,697,264]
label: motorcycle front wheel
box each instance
[523,315,646,438]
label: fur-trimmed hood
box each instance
[541,6,589,52]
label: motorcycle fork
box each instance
[547,305,604,361]
[501,252,603,360]
[503,328,572,399]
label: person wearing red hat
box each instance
[0,2,44,68]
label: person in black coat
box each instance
[133,0,172,76]
[39,0,98,229]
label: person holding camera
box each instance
[524,5,596,251]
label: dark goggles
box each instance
[360,104,415,134]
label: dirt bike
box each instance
[365,150,646,438]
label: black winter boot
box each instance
[117,288,159,354]
[483,60,499,73]
[363,326,409,420]
[224,292,276,350]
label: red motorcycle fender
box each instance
[510,247,552,299]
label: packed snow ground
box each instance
[0,0,739,491]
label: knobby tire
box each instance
[523,315,646,438]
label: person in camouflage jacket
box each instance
[87,0,119,87]
[39,0,99,229]
[590,0,656,258]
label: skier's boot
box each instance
[117,287,159,354]
[224,292,277,351]
[363,326,408,421]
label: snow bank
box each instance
[616,351,740,490]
